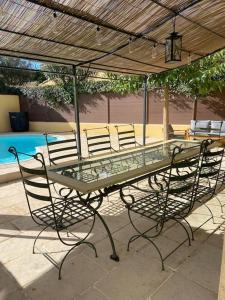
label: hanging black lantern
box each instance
[165,18,182,63]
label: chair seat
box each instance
[129,192,190,222]
[217,169,225,183]
[32,199,94,230]
[172,180,214,201]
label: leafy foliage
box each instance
[0,49,224,107]
[0,57,41,86]
[19,85,72,106]
[149,49,225,97]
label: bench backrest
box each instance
[190,120,225,136]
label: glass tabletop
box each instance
[51,140,201,184]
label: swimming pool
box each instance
[0,134,57,164]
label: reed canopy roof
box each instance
[0,0,225,75]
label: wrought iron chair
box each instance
[194,139,225,217]
[119,146,200,270]
[8,147,98,280]
[84,126,116,157]
[115,124,140,150]
[44,130,79,165]
[160,140,224,223]
[44,130,79,197]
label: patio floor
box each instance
[0,176,224,300]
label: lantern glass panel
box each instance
[174,36,182,60]
[165,33,182,63]
[165,38,172,62]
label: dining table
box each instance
[46,139,216,261]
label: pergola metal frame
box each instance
[0,54,148,158]
[2,0,224,75]
[0,0,225,157]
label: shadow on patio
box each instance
[0,180,224,300]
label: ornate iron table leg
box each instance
[95,210,119,261]
[78,191,120,262]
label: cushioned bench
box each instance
[185,120,225,140]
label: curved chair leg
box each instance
[127,234,140,251]
[58,243,79,280]
[181,218,194,241]
[33,225,49,254]
[173,218,191,246]
[196,199,215,223]
[127,211,165,270]
[203,203,215,224]
[143,235,165,271]
[82,241,98,257]
[215,196,224,213]
[127,233,164,271]
[58,239,97,280]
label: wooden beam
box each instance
[163,85,169,141]
[192,96,198,120]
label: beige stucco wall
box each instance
[0,95,20,132]
[29,121,189,138]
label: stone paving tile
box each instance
[0,265,21,296]
[0,235,34,264]
[0,182,23,199]
[92,211,131,235]
[61,253,107,292]
[95,253,172,300]
[0,222,21,243]
[25,253,107,300]
[78,287,110,300]
[11,216,40,231]
[178,243,222,293]
[163,214,224,244]
[137,234,201,271]
[0,289,31,300]
[0,206,22,225]
[0,177,224,299]
[37,227,93,264]
[112,218,154,251]
[0,195,24,209]
[206,228,224,249]
[82,237,134,273]
[151,273,217,300]
[5,252,53,287]
[25,269,78,300]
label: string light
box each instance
[151,43,158,59]
[0,6,5,21]
[128,37,134,54]
[51,11,58,34]
[96,26,103,46]
[188,52,192,65]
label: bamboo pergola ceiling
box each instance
[0,0,224,75]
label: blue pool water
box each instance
[0,134,57,164]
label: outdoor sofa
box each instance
[185,120,225,140]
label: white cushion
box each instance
[210,121,222,134]
[195,120,210,130]
[190,120,196,131]
[221,121,225,133]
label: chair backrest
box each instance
[84,126,114,157]
[167,146,200,197]
[150,146,201,217]
[198,139,224,188]
[115,124,137,150]
[44,130,78,165]
[8,147,53,224]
